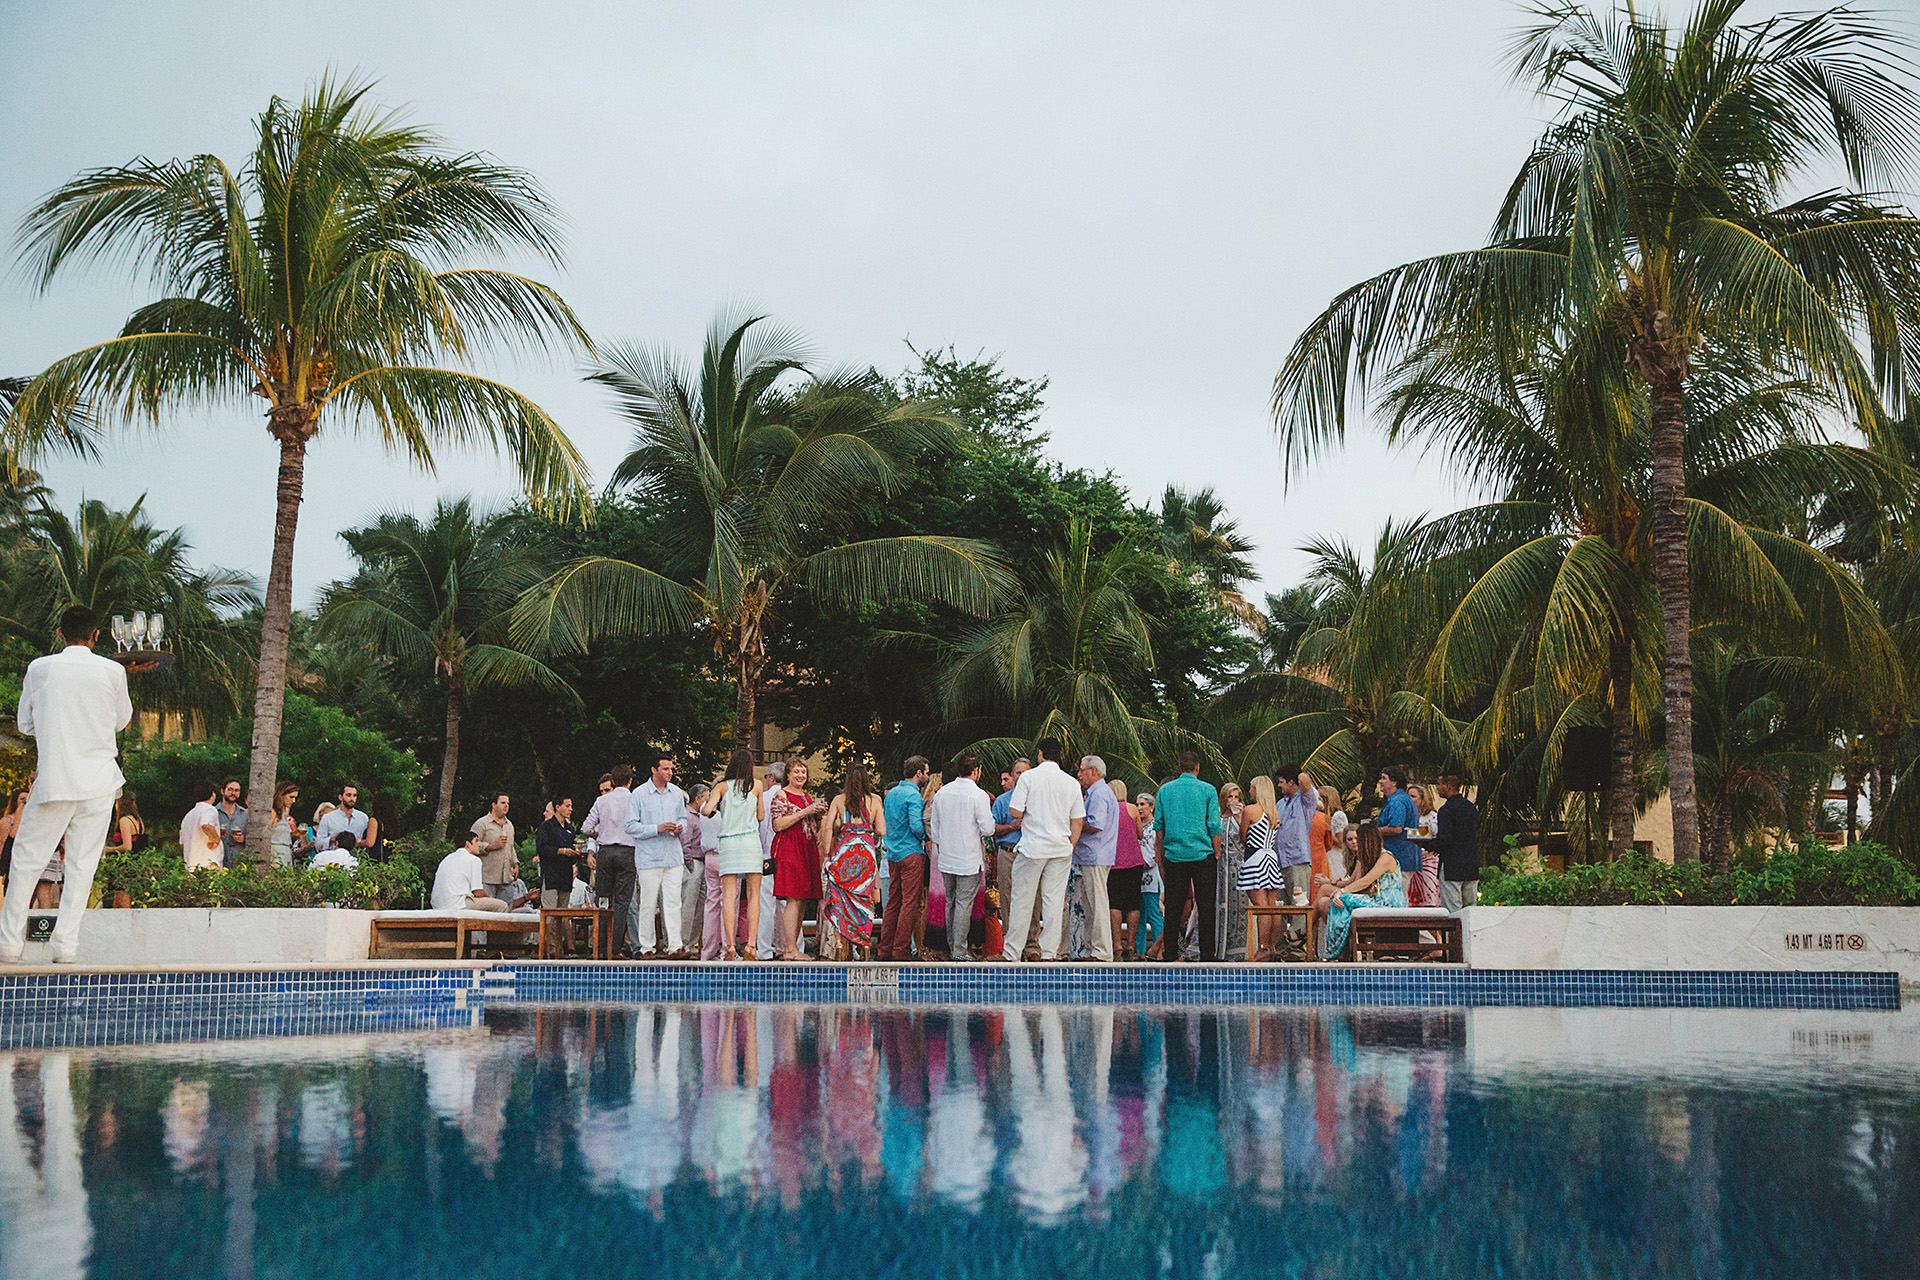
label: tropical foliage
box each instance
[6,10,1920,881]
[4,75,591,856]
[1270,0,1920,861]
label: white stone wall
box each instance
[15,908,379,966]
[1462,905,1920,983]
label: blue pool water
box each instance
[0,1002,1916,1278]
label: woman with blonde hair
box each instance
[1236,776,1283,959]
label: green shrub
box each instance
[98,843,423,909]
[1480,840,1918,908]
[120,692,426,829]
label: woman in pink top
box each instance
[1107,780,1147,961]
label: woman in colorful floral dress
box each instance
[819,765,886,960]
[1316,824,1406,960]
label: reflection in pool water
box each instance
[0,1004,1916,1278]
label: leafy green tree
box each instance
[320,498,574,837]
[517,314,1003,749]
[1272,0,1920,861]
[896,341,1050,452]
[0,496,258,727]
[7,74,592,856]
[121,691,425,830]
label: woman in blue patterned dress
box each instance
[1236,776,1282,960]
[1316,824,1405,960]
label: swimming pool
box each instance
[1,1002,1915,1278]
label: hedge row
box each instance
[1479,841,1919,907]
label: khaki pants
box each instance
[1077,864,1113,961]
[1003,854,1070,961]
[994,843,1043,945]
[1441,878,1479,911]
[464,895,509,913]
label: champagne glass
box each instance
[131,611,147,650]
[147,614,164,649]
[111,615,128,651]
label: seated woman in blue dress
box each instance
[1313,823,1406,959]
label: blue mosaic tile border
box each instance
[0,967,476,1015]
[496,962,1901,1010]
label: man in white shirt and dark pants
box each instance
[927,751,996,961]
[0,607,137,963]
[999,738,1085,963]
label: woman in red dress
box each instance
[770,759,827,960]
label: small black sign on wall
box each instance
[25,914,53,942]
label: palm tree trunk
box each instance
[434,681,462,840]
[1646,371,1700,863]
[1874,730,1897,823]
[732,605,766,755]
[1845,782,1858,846]
[1706,800,1732,876]
[1607,626,1637,859]
[241,432,308,862]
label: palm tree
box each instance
[516,314,1004,750]
[1156,485,1261,629]
[6,75,591,855]
[1217,520,1468,812]
[321,499,574,838]
[1387,328,1901,856]
[1272,1,1920,860]
[935,518,1206,783]
[0,496,259,727]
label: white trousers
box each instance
[758,873,776,958]
[1002,853,1071,961]
[1078,864,1113,961]
[631,863,685,953]
[0,792,115,959]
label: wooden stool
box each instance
[539,907,613,959]
[1246,902,1315,961]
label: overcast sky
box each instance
[1,0,1865,609]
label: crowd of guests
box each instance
[414,739,1483,964]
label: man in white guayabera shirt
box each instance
[998,737,1085,963]
[927,751,996,960]
[0,607,139,963]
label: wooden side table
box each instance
[1246,902,1315,961]
[539,907,613,959]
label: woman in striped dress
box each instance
[1237,775,1283,960]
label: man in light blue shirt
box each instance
[878,757,930,961]
[1272,763,1319,955]
[623,755,689,957]
[1378,765,1421,879]
[1073,755,1120,962]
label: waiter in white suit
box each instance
[0,607,138,963]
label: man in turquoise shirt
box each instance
[879,756,930,961]
[1151,751,1223,962]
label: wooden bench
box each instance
[1245,903,1314,961]
[1338,908,1461,963]
[369,912,542,960]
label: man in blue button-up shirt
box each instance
[1073,755,1120,962]
[878,757,930,961]
[623,755,689,957]
[1272,763,1319,955]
